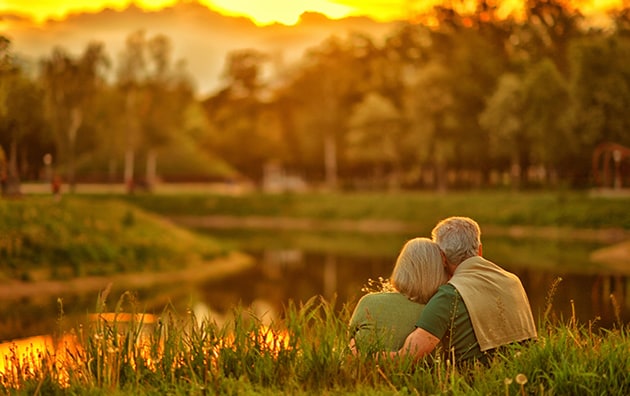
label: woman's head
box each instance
[390,237,449,304]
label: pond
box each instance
[0,228,628,345]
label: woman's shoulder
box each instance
[357,291,416,306]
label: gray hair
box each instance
[391,237,449,304]
[431,216,481,266]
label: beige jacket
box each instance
[448,256,537,351]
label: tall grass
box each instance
[1,289,628,395]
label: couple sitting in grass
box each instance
[349,216,538,365]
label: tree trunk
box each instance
[510,153,521,191]
[6,136,21,196]
[323,133,337,190]
[434,141,447,193]
[145,149,157,191]
[66,107,83,193]
[124,90,137,194]
[108,158,117,184]
[124,149,135,194]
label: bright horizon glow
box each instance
[201,0,355,26]
[0,0,377,26]
[0,1,179,23]
[0,0,625,27]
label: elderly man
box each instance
[393,216,537,364]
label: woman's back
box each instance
[349,292,425,352]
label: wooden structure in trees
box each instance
[592,142,630,189]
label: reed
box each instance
[0,287,628,395]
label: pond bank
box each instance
[170,215,630,243]
[171,215,630,274]
[0,252,253,300]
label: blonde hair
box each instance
[390,237,449,304]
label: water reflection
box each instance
[224,250,630,328]
[514,269,629,326]
[0,233,628,352]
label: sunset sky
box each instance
[0,0,625,95]
[3,0,405,25]
[1,0,624,26]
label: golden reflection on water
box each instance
[0,334,54,373]
[0,313,158,387]
[0,333,77,387]
[0,311,291,388]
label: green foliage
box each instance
[0,196,223,280]
[5,4,630,189]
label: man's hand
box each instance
[391,327,440,361]
[348,338,358,355]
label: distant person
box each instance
[349,237,449,353]
[51,174,62,200]
[0,148,6,197]
[392,216,537,364]
[0,170,6,197]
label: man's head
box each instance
[431,216,482,273]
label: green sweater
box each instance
[349,292,425,352]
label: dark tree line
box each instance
[2,0,630,193]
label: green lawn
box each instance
[0,196,226,282]
[115,190,630,232]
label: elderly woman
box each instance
[348,237,449,353]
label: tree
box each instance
[520,0,584,75]
[41,42,109,191]
[284,36,369,188]
[117,30,147,191]
[566,33,630,185]
[479,73,526,188]
[521,58,571,184]
[116,31,196,190]
[142,36,196,188]
[202,48,275,182]
[405,60,457,191]
[1,37,51,195]
[347,92,403,189]
[0,36,17,195]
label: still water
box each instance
[1,229,628,343]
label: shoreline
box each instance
[170,215,630,244]
[0,252,253,301]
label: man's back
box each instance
[446,256,537,351]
